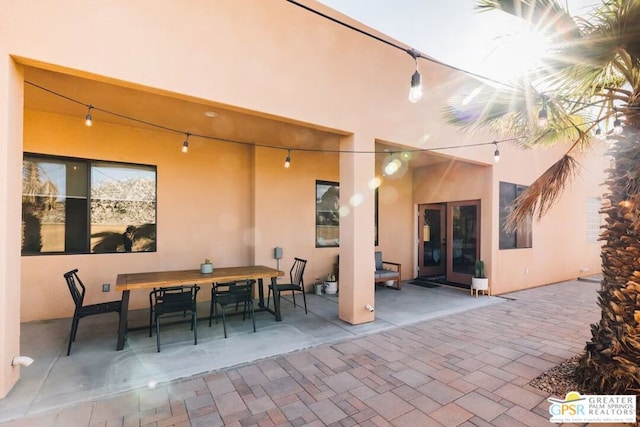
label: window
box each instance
[314,180,379,248]
[22,153,157,255]
[316,180,340,247]
[499,181,532,249]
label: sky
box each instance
[317,0,599,83]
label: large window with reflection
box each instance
[499,181,532,249]
[22,153,157,255]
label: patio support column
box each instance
[0,57,24,398]
[338,133,375,324]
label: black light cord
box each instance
[284,0,516,89]
[27,80,525,154]
[25,80,611,157]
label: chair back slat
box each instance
[290,258,307,287]
[151,285,199,316]
[64,269,85,308]
[229,279,255,300]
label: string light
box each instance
[182,133,190,153]
[85,105,93,127]
[538,95,548,127]
[284,149,291,168]
[407,49,423,103]
[493,142,500,163]
[613,109,623,135]
[26,81,618,165]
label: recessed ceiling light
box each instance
[204,111,218,118]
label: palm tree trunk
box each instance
[577,126,640,394]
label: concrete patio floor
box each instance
[0,279,617,426]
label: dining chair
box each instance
[209,280,256,338]
[149,285,200,352]
[63,269,123,356]
[267,257,308,314]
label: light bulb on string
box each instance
[613,110,623,135]
[284,149,291,168]
[85,105,93,127]
[182,134,190,153]
[538,96,548,127]
[493,142,500,163]
[407,49,423,103]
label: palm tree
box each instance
[444,0,640,394]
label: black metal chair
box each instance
[63,269,123,356]
[209,280,256,338]
[267,257,308,314]
[149,285,200,352]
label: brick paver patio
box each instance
[2,279,629,427]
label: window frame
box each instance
[22,152,157,255]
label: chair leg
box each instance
[156,316,161,352]
[267,287,272,309]
[291,291,297,307]
[209,296,214,327]
[250,301,256,333]
[301,290,307,314]
[66,317,79,356]
[149,291,155,337]
[221,306,228,338]
[193,311,198,345]
[149,308,154,337]
[242,300,248,321]
[71,316,80,342]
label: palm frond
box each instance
[506,154,580,230]
[475,0,583,41]
[443,80,594,150]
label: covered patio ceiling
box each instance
[22,65,451,170]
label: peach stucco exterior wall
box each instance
[488,142,605,294]
[0,0,606,397]
[0,57,24,402]
[20,114,417,319]
[413,160,493,278]
[21,110,255,320]
[412,142,605,295]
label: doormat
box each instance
[408,280,440,288]
[409,276,470,290]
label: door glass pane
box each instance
[451,205,477,275]
[423,208,442,267]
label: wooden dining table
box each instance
[115,265,284,350]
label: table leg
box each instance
[271,276,282,321]
[257,278,265,309]
[116,290,130,351]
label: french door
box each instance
[418,204,446,277]
[417,200,480,285]
[447,200,480,285]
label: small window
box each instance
[22,153,157,255]
[499,181,532,249]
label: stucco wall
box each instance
[22,110,417,322]
[411,142,605,295]
[22,110,254,321]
